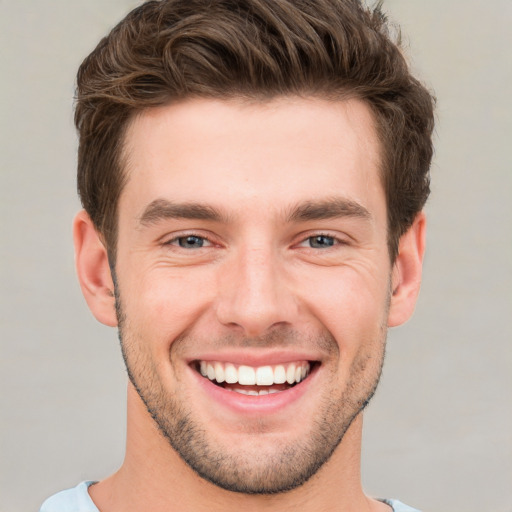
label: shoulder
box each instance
[39,481,99,512]
[379,498,422,512]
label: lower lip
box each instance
[191,365,318,415]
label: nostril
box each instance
[214,271,298,337]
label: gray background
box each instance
[1,1,511,511]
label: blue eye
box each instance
[177,235,207,248]
[308,235,335,248]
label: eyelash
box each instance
[163,232,347,250]
[297,233,347,249]
[164,234,214,249]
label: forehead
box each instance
[120,96,384,222]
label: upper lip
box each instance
[186,350,323,367]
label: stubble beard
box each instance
[115,290,388,495]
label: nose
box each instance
[215,245,298,338]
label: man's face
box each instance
[115,97,391,493]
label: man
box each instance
[40,0,434,510]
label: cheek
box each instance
[120,266,216,348]
[297,265,390,353]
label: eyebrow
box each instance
[138,199,227,226]
[286,197,372,223]
[138,196,371,227]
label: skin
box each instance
[74,97,425,511]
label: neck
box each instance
[89,384,382,512]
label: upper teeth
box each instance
[199,361,310,386]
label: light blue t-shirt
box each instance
[40,481,421,512]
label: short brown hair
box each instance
[75,0,435,261]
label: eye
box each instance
[306,235,336,249]
[171,235,211,249]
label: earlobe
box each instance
[388,212,426,327]
[73,210,118,327]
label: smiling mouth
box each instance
[194,360,315,395]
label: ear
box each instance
[73,210,118,327]
[388,212,426,327]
